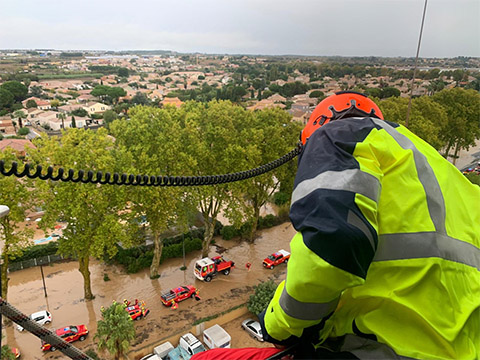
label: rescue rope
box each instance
[0,297,91,359]
[0,144,302,187]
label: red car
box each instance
[263,249,290,269]
[41,325,88,352]
[125,303,150,320]
[161,285,199,307]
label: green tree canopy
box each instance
[25,99,38,108]
[95,302,135,360]
[0,150,34,306]
[433,88,480,161]
[0,88,14,110]
[110,105,193,278]
[28,129,132,299]
[0,81,28,102]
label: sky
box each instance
[1,0,479,58]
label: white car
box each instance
[17,310,52,331]
[241,318,264,342]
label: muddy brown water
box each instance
[4,222,296,359]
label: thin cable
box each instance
[405,0,428,127]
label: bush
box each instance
[273,191,290,206]
[10,241,59,262]
[113,237,202,273]
[221,225,240,240]
[247,280,277,315]
[464,172,480,186]
[18,127,30,135]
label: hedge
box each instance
[220,213,285,240]
[114,237,203,274]
[9,241,59,263]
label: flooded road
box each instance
[4,222,296,359]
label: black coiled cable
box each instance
[0,144,302,187]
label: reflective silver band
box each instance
[372,119,447,234]
[373,232,480,271]
[347,210,376,251]
[341,334,415,359]
[291,169,381,207]
[279,286,339,321]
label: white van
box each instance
[154,341,174,358]
[203,324,231,349]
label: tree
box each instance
[180,101,257,256]
[72,108,88,117]
[0,81,28,102]
[25,99,38,108]
[103,110,117,128]
[247,280,277,315]
[71,115,76,128]
[95,302,135,360]
[0,150,34,310]
[29,85,43,98]
[379,95,448,150]
[131,92,149,105]
[110,106,192,278]
[58,112,66,129]
[50,99,60,109]
[117,67,129,78]
[29,129,131,299]
[13,110,27,129]
[233,107,300,240]
[433,88,480,162]
[0,88,14,110]
[309,90,324,98]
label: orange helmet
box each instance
[301,91,383,145]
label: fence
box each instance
[8,254,67,272]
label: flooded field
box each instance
[4,222,296,359]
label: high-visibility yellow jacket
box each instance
[263,117,480,359]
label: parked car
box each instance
[17,310,52,331]
[160,285,199,307]
[262,249,290,269]
[241,319,264,342]
[41,325,89,351]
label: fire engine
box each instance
[161,285,200,307]
[194,255,235,282]
[263,249,290,269]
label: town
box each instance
[1,49,479,360]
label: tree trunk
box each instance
[248,206,261,242]
[452,142,461,165]
[150,231,163,279]
[78,254,94,300]
[202,219,215,258]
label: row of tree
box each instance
[0,101,301,303]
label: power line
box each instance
[405,0,428,128]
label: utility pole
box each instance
[0,205,10,351]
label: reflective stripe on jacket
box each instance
[263,117,480,359]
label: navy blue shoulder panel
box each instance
[295,117,381,187]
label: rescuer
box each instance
[192,91,480,359]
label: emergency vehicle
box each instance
[263,249,290,269]
[194,255,235,282]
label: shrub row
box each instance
[220,213,286,240]
[10,241,59,263]
[114,237,203,274]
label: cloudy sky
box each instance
[1,0,479,57]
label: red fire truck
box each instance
[194,255,235,282]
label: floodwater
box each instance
[4,222,296,359]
